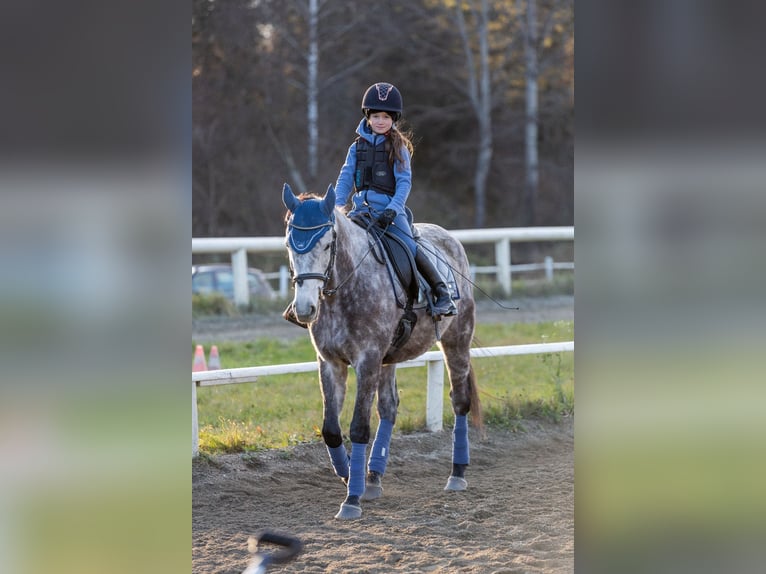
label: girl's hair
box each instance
[375,121,414,168]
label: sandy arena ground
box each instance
[193,295,574,573]
[193,418,573,573]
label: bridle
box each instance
[287,215,379,298]
[287,219,337,297]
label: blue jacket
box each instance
[334,119,413,220]
[334,119,417,253]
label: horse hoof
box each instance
[444,476,468,491]
[335,502,362,520]
[361,483,382,501]
[360,472,383,501]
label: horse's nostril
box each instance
[309,305,316,317]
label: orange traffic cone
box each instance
[208,345,221,370]
[193,344,207,372]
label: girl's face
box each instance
[368,112,393,135]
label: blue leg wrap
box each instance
[452,415,470,465]
[368,418,394,475]
[327,444,349,479]
[348,442,367,497]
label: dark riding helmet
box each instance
[361,82,403,122]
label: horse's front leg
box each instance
[361,365,398,501]
[335,354,381,520]
[319,358,349,483]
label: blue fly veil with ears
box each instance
[283,184,336,253]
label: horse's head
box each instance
[282,183,337,324]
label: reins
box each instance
[416,241,520,311]
[288,216,376,298]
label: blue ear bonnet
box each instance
[287,198,335,254]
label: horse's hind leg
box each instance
[362,365,398,501]
[444,368,474,491]
[440,308,481,491]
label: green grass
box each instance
[193,273,573,318]
[193,320,573,454]
[192,293,238,318]
[192,293,292,318]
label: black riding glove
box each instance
[377,209,397,228]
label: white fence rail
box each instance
[192,226,574,305]
[192,341,573,456]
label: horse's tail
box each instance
[468,363,484,437]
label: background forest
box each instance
[192,0,573,238]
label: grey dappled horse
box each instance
[282,183,482,520]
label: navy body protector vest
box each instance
[354,137,396,196]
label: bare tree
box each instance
[192,123,220,236]
[256,0,389,192]
[191,0,573,237]
[265,119,309,196]
[307,0,319,182]
[520,0,539,225]
[454,0,493,228]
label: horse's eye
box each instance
[324,243,331,251]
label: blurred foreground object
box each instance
[0,168,188,574]
[576,140,766,574]
[242,531,303,574]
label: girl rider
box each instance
[333,82,456,318]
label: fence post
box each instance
[192,380,199,457]
[544,256,554,282]
[279,265,289,299]
[426,358,445,432]
[495,239,511,295]
[231,248,249,307]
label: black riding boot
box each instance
[415,250,457,317]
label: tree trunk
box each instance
[307,0,319,188]
[523,0,539,226]
[455,0,493,228]
[474,0,492,228]
[266,120,308,196]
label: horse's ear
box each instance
[282,183,301,213]
[321,184,336,217]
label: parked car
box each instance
[192,264,276,301]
